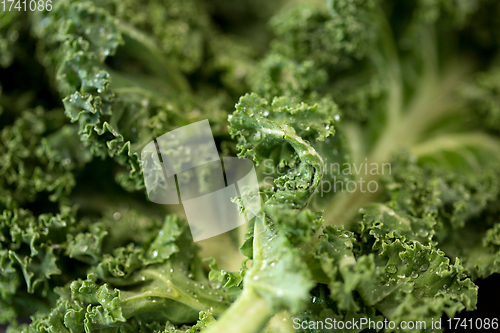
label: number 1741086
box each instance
[447,317,498,330]
[1,0,52,11]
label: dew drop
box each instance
[419,264,429,272]
[10,31,19,42]
[386,265,397,274]
[418,229,429,237]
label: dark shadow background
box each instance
[444,273,500,333]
